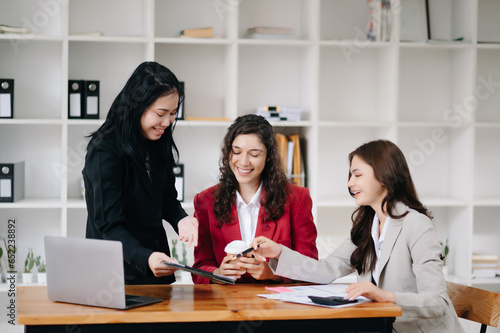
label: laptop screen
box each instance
[44,236,127,309]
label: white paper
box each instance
[69,93,81,117]
[0,93,12,117]
[258,284,371,308]
[0,179,12,198]
[86,96,98,115]
[175,176,183,201]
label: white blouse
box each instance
[371,212,391,285]
[235,184,262,246]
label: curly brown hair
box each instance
[213,114,289,227]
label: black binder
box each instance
[68,80,100,119]
[68,80,84,119]
[0,79,14,118]
[177,81,184,120]
[173,164,184,202]
[83,80,99,119]
[0,161,24,203]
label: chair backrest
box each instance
[446,281,500,332]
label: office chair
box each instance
[446,281,500,333]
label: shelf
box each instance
[64,199,196,211]
[0,34,64,42]
[238,39,311,46]
[315,197,469,209]
[67,119,105,126]
[1,0,499,296]
[471,277,500,286]
[397,121,474,128]
[269,121,313,128]
[318,121,394,128]
[474,198,500,206]
[154,37,231,45]
[475,122,500,128]
[68,36,150,43]
[399,41,472,49]
[176,120,232,127]
[66,199,86,209]
[319,40,394,48]
[0,199,62,209]
[0,119,62,125]
[422,198,470,207]
[180,120,311,129]
[477,43,500,50]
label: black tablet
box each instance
[162,261,236,284]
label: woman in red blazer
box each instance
[193,114,318,284]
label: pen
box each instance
[233,240,266,260]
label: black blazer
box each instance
[83,135,187,284]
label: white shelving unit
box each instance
[1,2,500,331]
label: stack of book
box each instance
[255,106,302,122]
[366,0,392,42]
[245,26,294,40]
[472,253,500,278]
[274,133,305,187]
[180,27,213,38]
[0,24,32,34]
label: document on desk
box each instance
[258,284,371,308]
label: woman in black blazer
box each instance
[83,62,198,285]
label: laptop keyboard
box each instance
[126,295,144,304]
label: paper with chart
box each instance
[259,284,371,308]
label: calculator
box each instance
[308,295,358,306]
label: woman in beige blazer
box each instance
[251,140,465,333]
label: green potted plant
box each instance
[171,239,190,283]
[23,248,35,285]
[440,239,449,276]
[36,255,47,285]
[171,239,188,265]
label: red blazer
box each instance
[193,183,318,284]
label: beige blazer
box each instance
[270,203,465,333]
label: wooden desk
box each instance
[18,284,402,333]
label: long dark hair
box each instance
[213,114,289,227]
[348,140,432,274]
[87,61,184,166]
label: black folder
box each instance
[68,80,100,119]
[177,81,184,120]
[0,79,14,118]
[83,80,99,119]
[0,161,24,202]
[68,80,84,119]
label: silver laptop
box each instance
[44,235,163,309]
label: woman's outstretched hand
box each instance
[148,252,177,277]
[178,216,199,247]
[250,236,282,262]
